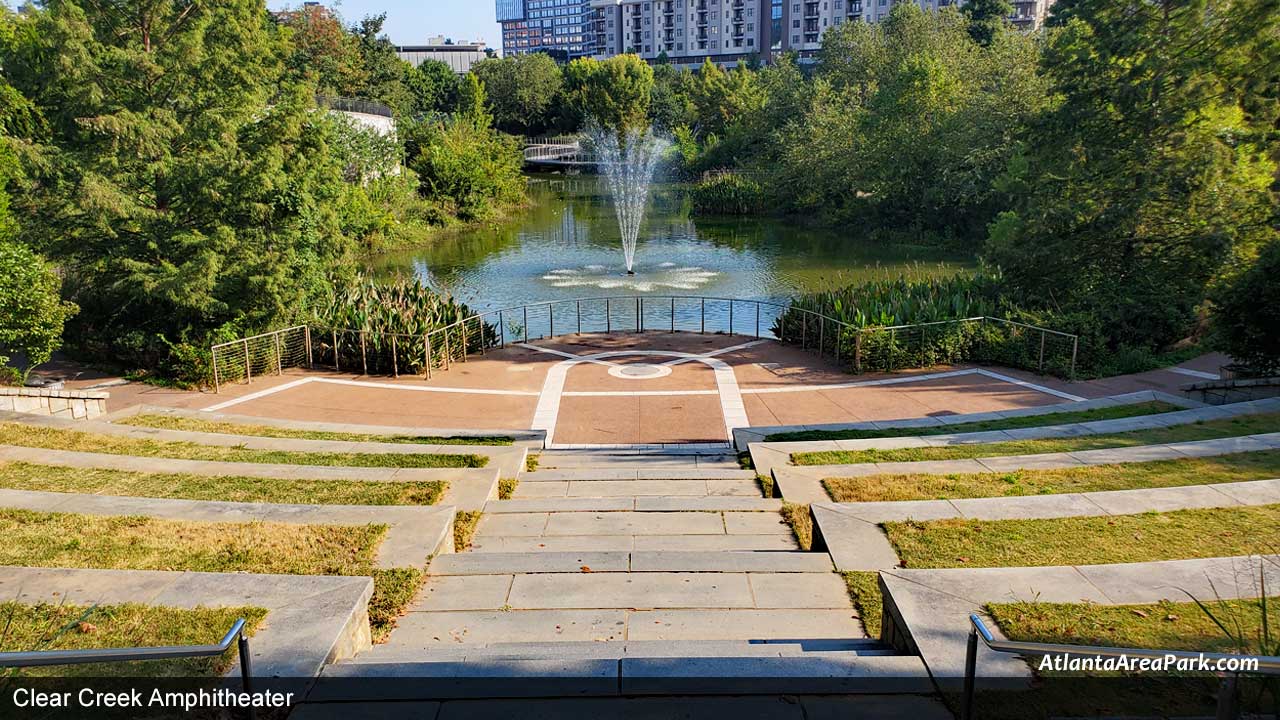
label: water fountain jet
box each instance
[585,122,669,274]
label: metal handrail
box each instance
[0,618,253,690]
[210,326,307,354]
[962,613,1280,720]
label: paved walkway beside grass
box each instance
[749,397,1280,479]
[773,432,1280,504]
[879,554,1280,686]
[0,565,375,678]
[0,444,500,510]
[0,488,456,568]
[0,410,530,478]
[813,478,1280,571]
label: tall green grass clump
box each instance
[317,274,495,375]
[775,273,1079,377]
[690,172,767,215]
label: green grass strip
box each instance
[767,401,1181,443]
[0,461,445,506]
[794,412,1280,466]
[843,571,883,639]
[0,602,268,677]
[886,504,1280,569]
[0,509,423,642]
[824,449,1280,503]
[0,423,487,469]
[120,414,513,445]
[989,596,1278,657]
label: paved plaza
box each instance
[82,333,1228,448]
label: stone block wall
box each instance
[0,387,109,420]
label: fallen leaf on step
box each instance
[580,565,593,573]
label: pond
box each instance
[368,175,975,320]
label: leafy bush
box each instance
[1211,241,1280,375]
[404,113,525,223]
[316,274,495,376]
[0,240,78,382]
[690,173,766,215]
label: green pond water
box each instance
[369,175,975,321]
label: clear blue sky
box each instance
[268,1,500,47]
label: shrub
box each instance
[1211,242,1280,375]
[0,240,78,382]
[690,172,766,215]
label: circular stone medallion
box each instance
[608,363,673,380]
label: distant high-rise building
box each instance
[586,0,1056,68]
[496,0,594,60]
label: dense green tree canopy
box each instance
[562,54,655,132]
[471,53,564,135]
[1211,240,1280,374]
[0,239,78,382]
[3,0,353,368]
[404,59,462,116]
[985,0,1280,350]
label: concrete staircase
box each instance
[320,448,937,700]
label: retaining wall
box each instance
[0,387,109,420]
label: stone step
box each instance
[521,469,757,481]
[474,511,792,539]
[512,479,763,499]
[412,572,853,612]
[483,497,782,513]
[429,551,833,576]
[470,534,800,553]
[354,608,866,646]
[290,694,955,720]
[350,638,894,664]
[315,655,935,697]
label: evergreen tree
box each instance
[2,0,354,371]
[962,0,1013,46]
[986,0,1280,350]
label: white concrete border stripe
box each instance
[973,369,1087,402]
[202,377,316,412]
[740,368,980,395]
[661,339,772,367]
[1169,367,1221,380]
[315,378,538,397]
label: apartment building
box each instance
[497,0,595,59]
[584,0,1055,65]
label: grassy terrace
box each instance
[823,449,1280,503]
[0,423,487,469]
[0,461,446,505]
[963,597,1280,719]
[793,412,1280,466]
[1,602,268,677]
[765,401,1181,443]
[990,597,1277,657]
[0,509,423,641]
[121,414,514,446]
[887,504,1280,569]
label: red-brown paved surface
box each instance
[40,334,1227,444]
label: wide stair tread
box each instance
[430,551,833,575]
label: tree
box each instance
[351,14,414,115]
[649,63,697,131]
[275,3,367,97]
[985,0,1280,351]
[3,0,354,374]
[404,59,461,115]
[689,59,765,134]
[0,239,78,382]
[470,53,563,135]
[962,0,1013,45]
[1211,241,1280,374]
[562,54,655,132]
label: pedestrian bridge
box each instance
[523,136,600,167]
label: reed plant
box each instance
[316,273,495,375]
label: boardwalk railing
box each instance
[210,296,1077,391]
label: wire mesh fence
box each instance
[210,299,1079,392]
[210,326,309,392]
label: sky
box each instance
[267,1,500,47]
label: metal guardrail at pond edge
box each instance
[209,296,1078,392]
[962,614,1280,720]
